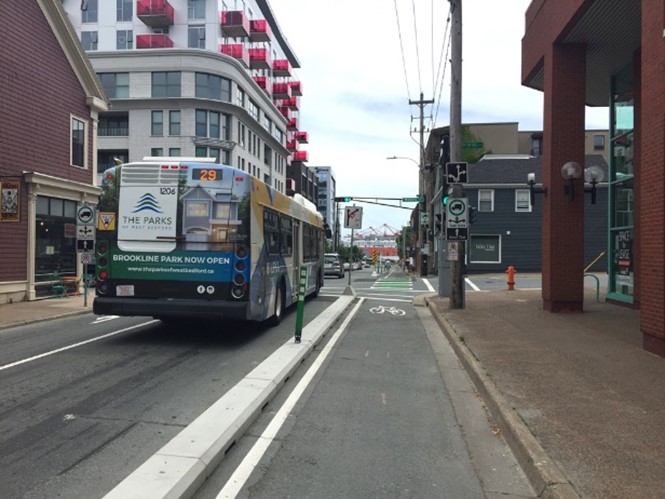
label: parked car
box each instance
[324,253,345,278]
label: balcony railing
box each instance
[286,139,297,151]
[278,106,291,120]
[294,131,308,144]
[98,127,129,137]
[249,48,271,70]
[272,82,291,99]
[289,80,302,96]
[293,150,308,162]
[287,117,298,131]
[136,34,174,49]
[220,44,249,68]
[136,0,174,28]
[284,96,298,110]
[273,59,291,77]
[253,76,272,95]
[220,10,250,38]
[249,19,271,42]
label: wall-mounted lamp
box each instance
[561,161,582,202]
[527,172,547,205]
[584,165,605,205]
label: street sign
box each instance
[77,239,95,252]
[76,225,95,240]
[446,227,468,240]
[402,196,424,203]
[463,141,483,148]
[420,212,429,225]
[446,197,468,229]
[344,206,363,229]
[77,205,95,225]
[80,253,95,264]
[447,241,459,261]
[445,162,468,184]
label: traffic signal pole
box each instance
[449,0,465,309]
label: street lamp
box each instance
[386,156,421,170]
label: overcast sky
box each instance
[270,0,610,238]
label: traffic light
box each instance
[469,206,478,225]
[335,196,351,202]
[434,213,443,235]
[438,133,450,167]
[442,184,453,206]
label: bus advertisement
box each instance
[93,159,325,326]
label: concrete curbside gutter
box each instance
[424,297,581,499]
[104,295,356,499]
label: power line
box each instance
[393,0,411,98]
[411,0,423,94]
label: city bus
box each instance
[93,158,326,326]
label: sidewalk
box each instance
[0,292,92,331]
[1,283,664,498]
[423,286,665,499]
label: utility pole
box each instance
[409,92,434,276]
[449,0,465,308]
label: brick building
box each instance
[0,0,107,303]
[522,0,663,357]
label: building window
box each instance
[117,0,132,21]
[196,147,220,162]
[188,0,205,20]
[117,30,133,50]
[169,148,181,156]
[98,113,129,136]
[195,110,207,137]
[152,72,181,98]
[97,73,129,98]
[237,87,245,107]
[81,0,98,23]
[478,189,494,212]
[264,144,272,166]
[151,111,163,136]
[248,99,259,120]
[188,27,205,48]
[531,137,543,156]
[80,31,98,51]
[238,122,246,147]
[151,148,163,157]
[515,189,531,212]
[169,111,180,136]
[263,115,272,132]
[195,73,231,101]
[71,117,86,167]
[594,134,605,150]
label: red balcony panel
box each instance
[249,48,272,70]
[272,83,291,99]
[287,117,298,131]
[286,139,297,151]
[136,34,174,49]
[293,151,308,162]
[294,131,308,144]
[253,76,272,95]
[136,0,174,28]
[220,10,250,38]
[220,44,249,68]
[289,80,302,96]
[273,59,291,77]
[249,19,272,42]
[278,106,291,119]
[285,96,298,110]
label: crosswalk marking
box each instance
[371,277,413,291]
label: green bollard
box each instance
[294,266,308,343]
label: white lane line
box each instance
[0,321,158,372]
[422,279,435,292]
[464,277,481,291]
[216,298,365,499]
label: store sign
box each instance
[0,181,20,222]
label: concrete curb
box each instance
[0,309,92,331]
[103,295,356,499]
[424,296,581,499]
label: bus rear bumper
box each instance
[93,297,249,320]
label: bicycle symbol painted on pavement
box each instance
[369,305,406,316]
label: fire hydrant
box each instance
[506,265,516,291]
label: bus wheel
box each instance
[311,271,322,298]
[266,282,284,327]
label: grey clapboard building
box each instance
[460,154,608,274]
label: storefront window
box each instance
[608,62,634,303]
[35,197,77,292]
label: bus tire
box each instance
[311,270,322,298]
[266,280,284,327]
